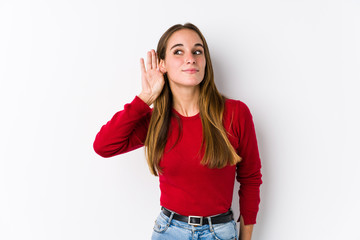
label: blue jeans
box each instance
[151,209,238,240]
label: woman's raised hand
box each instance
[138,49,165,106]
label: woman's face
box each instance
[160,29,206,89]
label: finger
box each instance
[151,49,157,70]
[140,58,146,75]
[146,51,152,70]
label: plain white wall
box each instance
[1,0,359,239]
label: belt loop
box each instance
[207,216,214,231]
[163,207,174,224]
[169,211,174,223]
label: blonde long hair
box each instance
[145,23,241,176]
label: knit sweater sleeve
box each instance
[235,101,262,225]
[93,96,151,158]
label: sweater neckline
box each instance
[172,108,200,120]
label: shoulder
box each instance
[222,98,253,144]
[223,98,256,142]
[224,98,252,118]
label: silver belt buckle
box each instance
[188,215,203,226]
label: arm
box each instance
[235,101,263,237]
[93,96,152,157]
[239,215,253,240]
[93,49,165,157]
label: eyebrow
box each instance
[170,43,204,50]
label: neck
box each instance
[170,84,200,117]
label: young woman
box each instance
[93,23,262,240]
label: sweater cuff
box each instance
[131,95,152,115]
[236,214,257,225]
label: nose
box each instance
[185,53,196,64]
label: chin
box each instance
[171,79,203,88]
[169,75,204,87]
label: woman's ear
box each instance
[159,59,166,74]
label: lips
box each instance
[182,68,199,74]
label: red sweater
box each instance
[93,96,262,225]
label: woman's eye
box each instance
[173,49,202,55]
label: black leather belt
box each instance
[161,207,233,226]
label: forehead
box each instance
[167,29,203,49]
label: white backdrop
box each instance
[1,0,359,239]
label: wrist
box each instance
[138,92,154,106]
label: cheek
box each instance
[199,58,206,71]
[196,55,205,64]
[166,58,182,71]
